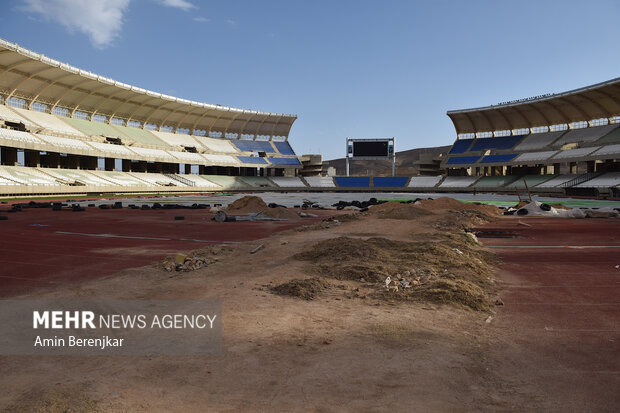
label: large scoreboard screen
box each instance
[352,141,389,157]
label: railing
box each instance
[561,172,602,188]
[164,173,195,187]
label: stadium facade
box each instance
[442,78,620,196]
[0,37,618,196]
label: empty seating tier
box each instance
[238,176,276,187]
[151,130,200,148]
[62,117,130,140]
[0,166,59,186]
[551,147,599,160]
[334,176,370,187]
[407,176,442,188]
[592,144,620,157]
[112,124,168,147]
[514,131,565,151]
[87,141,136,156]
[373,176,409,187]
[473,176,520,189]
[304,176,336,187]
[237,156,268,164]
[0,104,36,126]
[89,170,148,186]
[480,154,518,163]
[168,151,205,163]
[176,174,219,188]
[202,175,247,189]
[535,174,577,188]
[446,156,481,165]
[449,138,474,154]
[575,172,620,188]
[469,135,524,151]
[36,134,93,151]
[40,168,114,186]
[510,175,555,189]
[193,136,238,153]
[202,154,240,165]
[552,124,620,147]
[269,176,307,187]
[232,140,276,153]
[128,146,175,161]
[514,151,558,162]
[274,141,296,155]
[11,108,86,137]
[267,157,302,166]
[597,127,620,144]
[0,128,44,144]
[439,176,480,188]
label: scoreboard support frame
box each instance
[345,137,395,177]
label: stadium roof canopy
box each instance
[0,38,296,137]
[447,77,620,135]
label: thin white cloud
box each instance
[159,0,196,11]
[225,19,237,26]
[21,0,130,49]
[193,16,210,23]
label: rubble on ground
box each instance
[294,232,497,311]
[226,196,299,219]
[271,277,331,300]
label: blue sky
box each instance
[1,0,620,159]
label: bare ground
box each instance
[0,201,548,412]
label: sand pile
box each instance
[369,201,435,220]
[226,196,268,213]
[271,277,331,300]
[226,195,299,219]
[416,197,501,216]
[295,234,496,310]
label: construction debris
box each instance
[162,253,211,272]
[250,244,264,254]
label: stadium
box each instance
[0,36,619,197]
[1,7,620,411]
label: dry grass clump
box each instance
[295,234,496,310]
[271,277,331,300]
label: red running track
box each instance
[475,217,620,410]
[0,207,328,297]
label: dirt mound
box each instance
[416,197,501,216]
[260,206,300,219]
[271,277,331,300]
[226,195,299,219]
[226,196,268,214]
[369,201,435,220]
[295,235,496,310]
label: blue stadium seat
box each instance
[237,156,268,164]
[274,141,296,155]
[480,154,518,163]
[373,176,408,187]
[470,135,524,151]
[446,156,481,165]
[267,157,302,166]
[233,140,276,153]
[449,139,475,154]
[334,176,371,187]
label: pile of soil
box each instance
[226,196,299,219]
[416,197,501,216]
[369,201,435,220]
[295,235,496,310]
[271,277,331,300]
[430,209,496,231]
[226,196,268,213]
